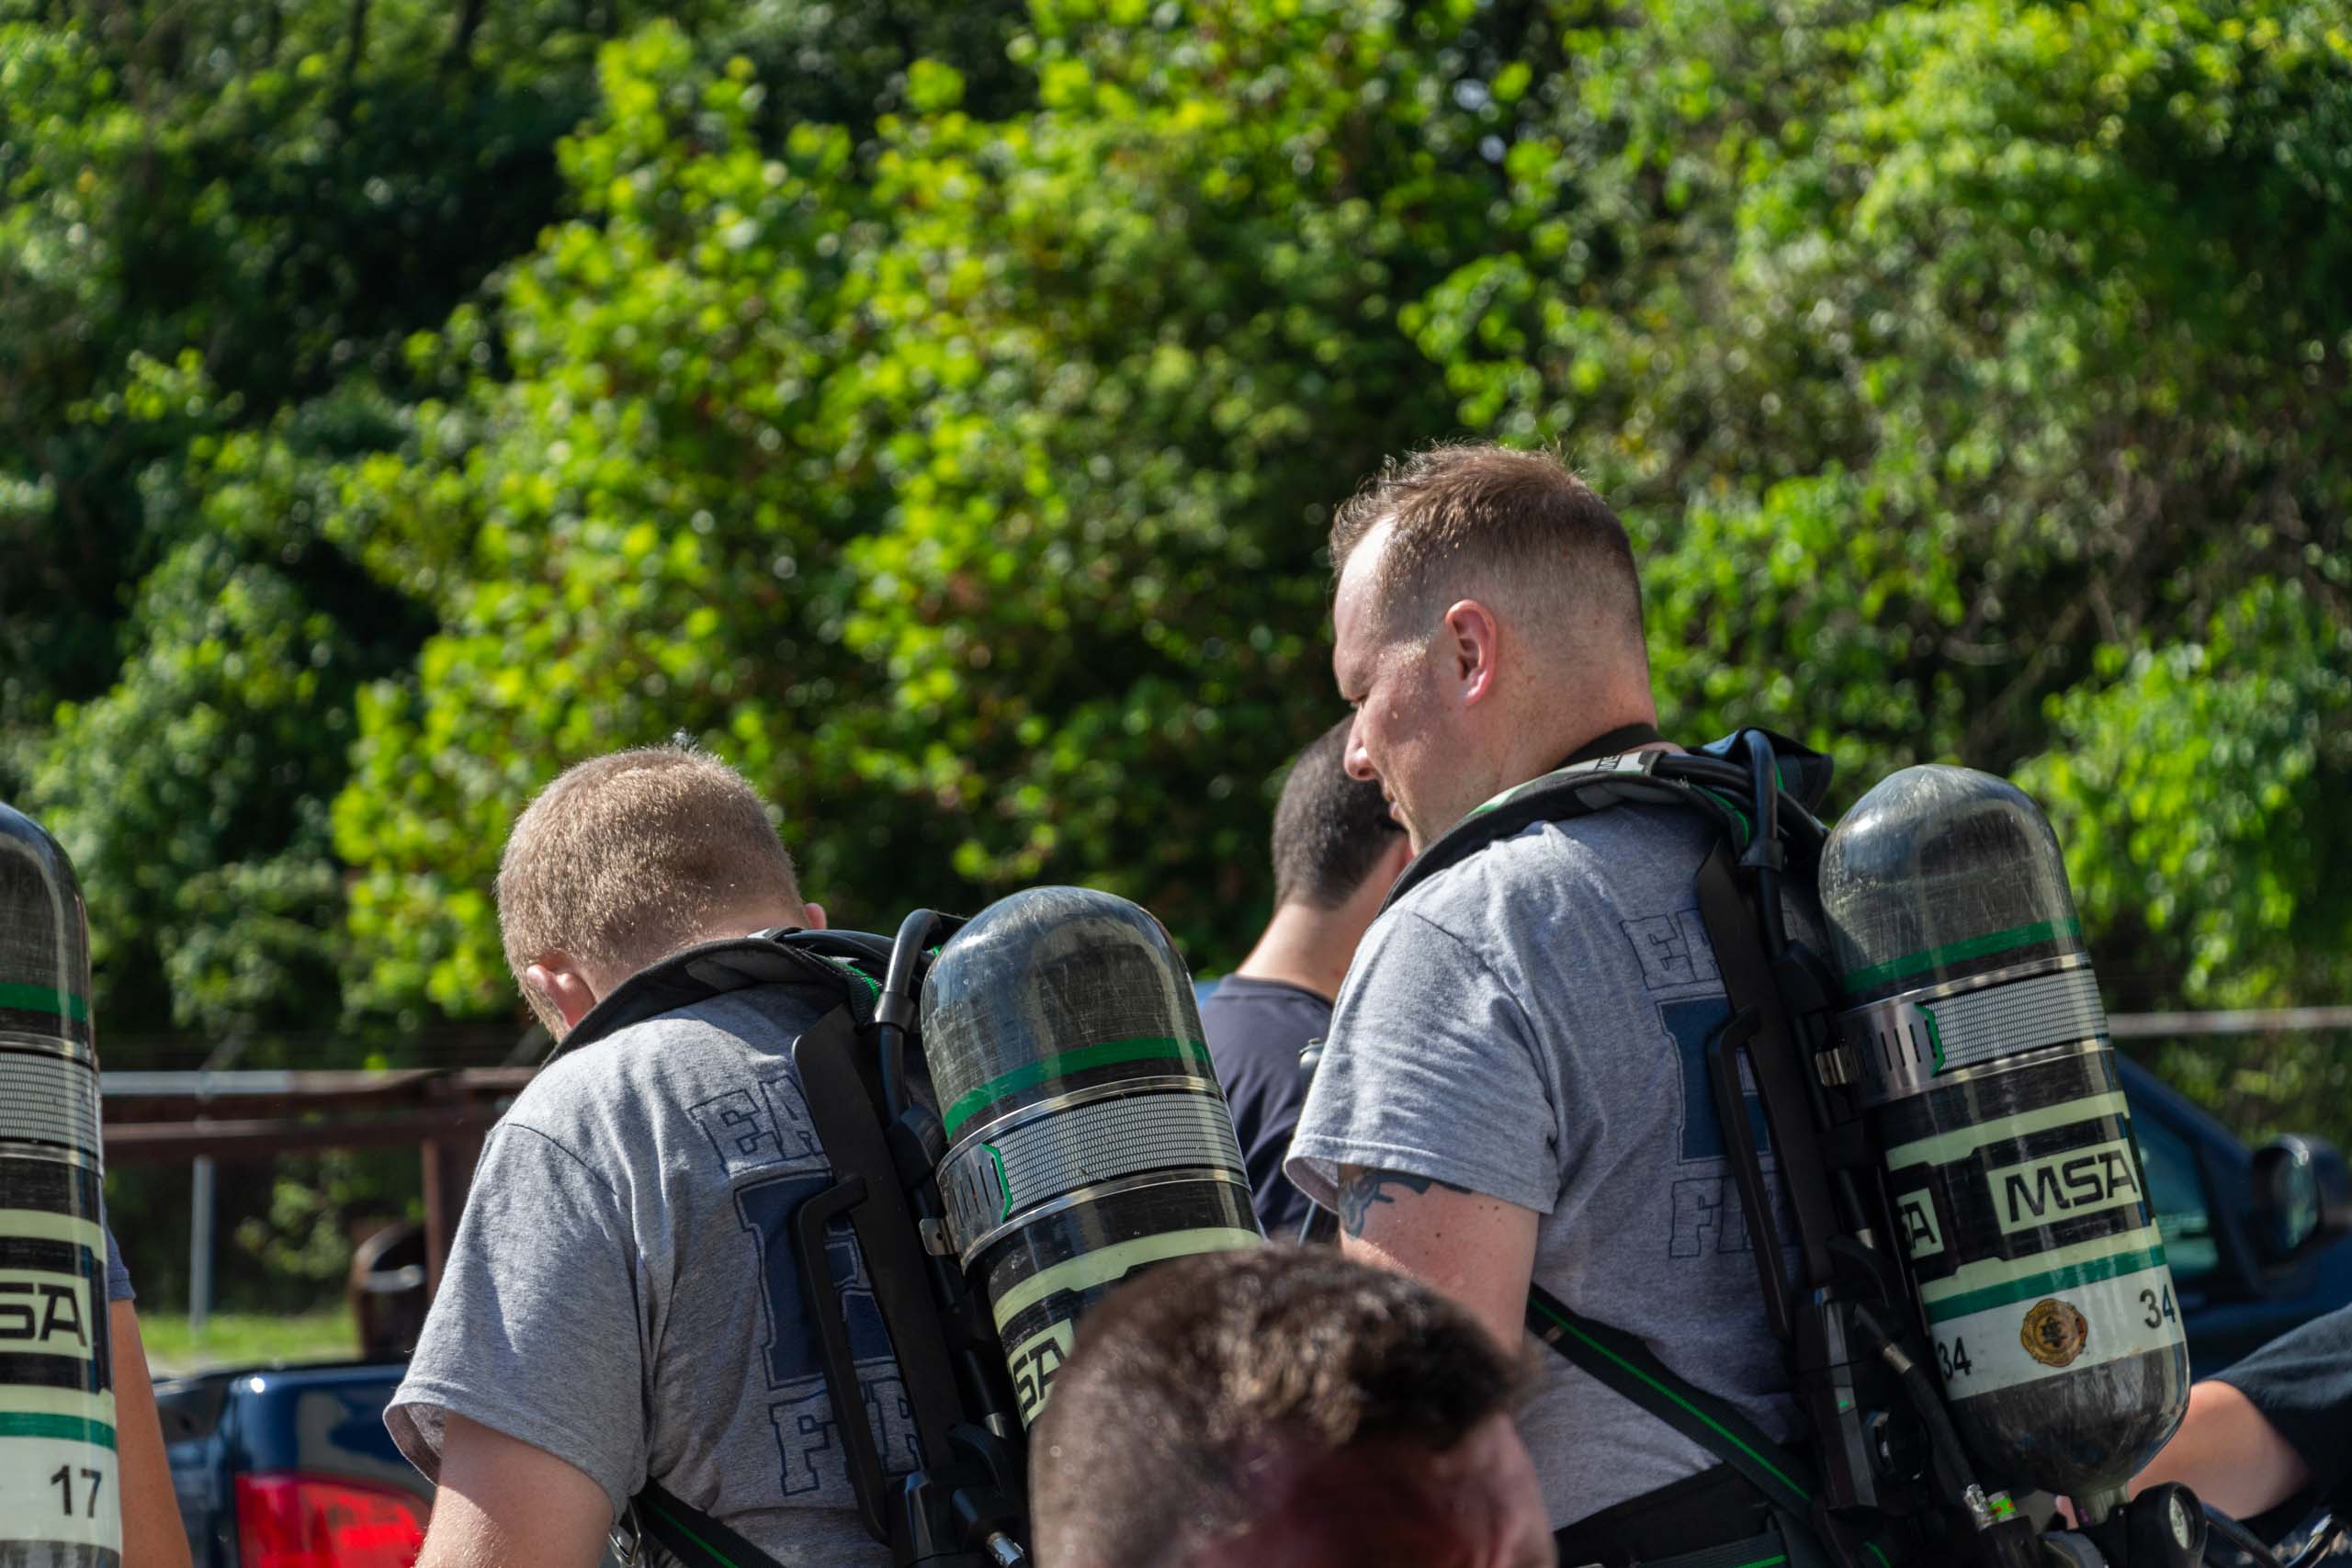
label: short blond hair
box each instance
[496,744,804,1027]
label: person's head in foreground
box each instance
[1030,1247,1553,1568]
[496,741,823,1039]
[1331,443,1656,852]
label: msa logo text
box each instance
[0,1270,91,1353]
[1988,1137,2143,1235]
[1896,1193,1945,1260]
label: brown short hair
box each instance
[1330,443,1644,655]
[1272,717,1404,909]
[495,744,803,1026]
[1030,1247,1522,1568]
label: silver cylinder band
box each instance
[939,1087,1247,1261]
[1835,954,2109,1106]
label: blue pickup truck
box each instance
[158,1360,428,1568]
[151,1052,2347,1568]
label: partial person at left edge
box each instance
[104,1215,195,1568]
[386,743,914,1568]
[1202,717,1408,1237]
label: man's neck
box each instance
[1496,703,1668,797]
[1230,901,1365,1004]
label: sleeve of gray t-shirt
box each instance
[384,1122,650,1517]
[1285,904,1567,1216]
[97,1193,134,1303]
[105,1224,133,1303]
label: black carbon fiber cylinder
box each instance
[920,886,1260,1425]
[1,805,118,1568]
[1820,766,2187,1506]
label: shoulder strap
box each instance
[629,1480,789,1568]
[552,928,896,1061]
[1381,728,1833,914]
[1525,1283,1817,1519]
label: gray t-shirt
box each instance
[388,985,911,1567]
[1286,805,1799,1529]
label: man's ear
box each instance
[1374,833,1413,889]
[524,957,601,1035]
[1442,599,1503,707]
[800,901,827,931]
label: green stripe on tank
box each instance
[0,984,90,1023]
[0,1413,117,1449]
[1921,1245,2169,1324]
[984,1143,1012,1221]
[1841,918,2085,994]
[943,1036,1216,1136]
[989,1226,1262,1332]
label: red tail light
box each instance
[234,1473,428,1568]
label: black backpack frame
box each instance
[555,917,1035,1568]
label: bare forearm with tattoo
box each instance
[1337,1167,1472,1236]
[1334,1163,1541,1353]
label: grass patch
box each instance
[138,1308,360,1376]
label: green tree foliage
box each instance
[6,0,2348,1294]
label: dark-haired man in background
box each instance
[1203,718,1409,1236]
[1029,1247,1553,1568]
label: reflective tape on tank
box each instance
[940,1089,1246,1258]
[1926,1263,2186,1397]
[0,1213,104,1254]
[1883,1089,2132,1170]
[988,1226,1263,1337]
[1838,958,2108,1105]
[0,1047,101,1158]
[1917,1224,2168,1323]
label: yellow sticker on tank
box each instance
[2019,1298,2089,1368]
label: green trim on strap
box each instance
[943,1035,1215,1135]
[1922,1245,2169,1324]
[0,1413,116,1449]
[984,1143,1012,1221]
[644,1496,746,1568]
[1840,918,2084,993]
[1732,1557,1788,1568]
[1527,1296,1810,1503]
[0,983,89,1022]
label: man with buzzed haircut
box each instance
[388,743,910,1568]
[1283,446,1806,1564]
[1203,717,1408,1236]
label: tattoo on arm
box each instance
[1336,1166,1472,1238]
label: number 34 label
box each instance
[1925,1267,2183,1397]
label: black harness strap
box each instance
[1525,1283,1817,1519]
[1691,843,1843,1297]
[632,1480,790,1568]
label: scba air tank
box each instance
[921,886,1260,1426]
[0,805,119,1568]
[1820,767,2187,1504]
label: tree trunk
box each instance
[445,0,484,73]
